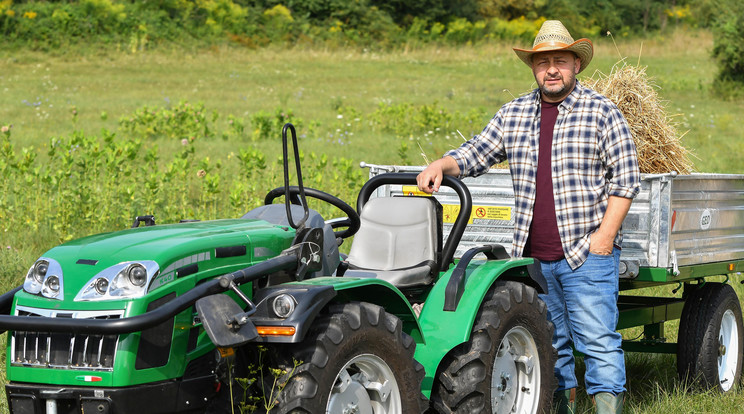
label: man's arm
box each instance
[589,195,633,255]
[416,156,461,194]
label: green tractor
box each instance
[0,124,555,413]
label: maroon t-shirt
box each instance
[526,100,565,261]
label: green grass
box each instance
[3,29,741,172]
[1,28,744,413]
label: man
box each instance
[416,20,640,414]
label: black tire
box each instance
[255,302,427,413]
[431,281,555,414]
[677,282,744,392]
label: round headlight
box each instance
[128,265,147,287]
[46,275,60,292]
[42,275,61,298]
[33,261,48,283]
[94,278,109,295]
[272,294,296,318]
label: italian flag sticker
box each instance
[75,375,103,382]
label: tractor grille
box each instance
[10,306,123,371]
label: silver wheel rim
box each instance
[491,326,541,414]
[718,309,739,392]
[326,354,401,414]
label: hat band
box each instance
[531,41,572,52]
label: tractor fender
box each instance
[250,277,421,344]
[413,257,541,396]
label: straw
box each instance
[583,63,695,174]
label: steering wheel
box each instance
[264,186,361,240]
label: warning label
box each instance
[442,204,511,224]
[398,186,511,223]
[401,185,432,197]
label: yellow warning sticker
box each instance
[401,185,432,197]
[442,204,512,223]
[398,187,511,223]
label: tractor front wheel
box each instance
[259,301,427,413]
[431,281,555,413]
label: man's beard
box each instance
[540,75,575,100]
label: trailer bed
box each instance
[362,163,744,284]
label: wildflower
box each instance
[337,114,343,119]
[23,11,37,19]
[181,139,189,146]
[197,170,207,178]
[1,125,10,133]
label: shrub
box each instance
[250,108,305,141]
[119,101,218,141]
[711,0,744,90]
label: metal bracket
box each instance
[670,250,680,276]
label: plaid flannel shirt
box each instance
[446,81,641,269]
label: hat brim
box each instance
[513,38,594,73]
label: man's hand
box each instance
[416,157,460,194]
[589,196,633,255]
[589,231,615,255]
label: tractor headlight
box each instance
[24,258,64,300]
[94,278,109,295]
[76,261,158,301]
[42,275,61,298]
[272,294,296,318]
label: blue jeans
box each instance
[537,248,626,396]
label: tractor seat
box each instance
[342,196,442,288]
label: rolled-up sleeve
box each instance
[601,104,641,199]
[445,112,508,178]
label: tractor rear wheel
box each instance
[431,281,555,414]
[257,301,427,413]
[677,282,743,392]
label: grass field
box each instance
[2,29,742,171]
[1,29,743,413]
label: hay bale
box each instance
[583,63,694,174]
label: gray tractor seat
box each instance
[343,196,442,288]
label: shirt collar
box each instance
[531,80,585,112]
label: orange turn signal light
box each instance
[217,347,235,358]
[256,326,296,336]
[729,263,736,272]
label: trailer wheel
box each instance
[257,302,427,413]
[677,282,744,392]
[431,281,555,414]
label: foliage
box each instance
[710,0,744,96]
[0,105,366,262]
[369,101,485,138]
[0,0,712,51]
[118,101,218,140]
[250,108,307,141]
[227,346,301,414]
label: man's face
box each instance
[531,51,581,102]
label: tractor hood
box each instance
[20,219,296,306]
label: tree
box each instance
[711,0,744,93]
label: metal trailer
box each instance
[362,162,744,391]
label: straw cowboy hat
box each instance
[513,20,594,73]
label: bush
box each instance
[119,101,218,141]
[0,0,586,51]
[711,0,744,87]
